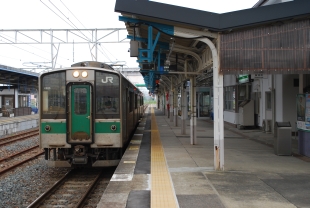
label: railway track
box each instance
[0,128,42,175]
[0,146,43,175]
[27,168,111,208]
[0,128,39,147]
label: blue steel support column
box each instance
[148,26,152,61]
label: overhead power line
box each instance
[59,0,90,32]
[41,0,92,42]
[0,32,69,62]
[0,39,50,61]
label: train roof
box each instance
[39,61,142,94]
[39,61,116,77]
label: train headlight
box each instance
[81,71,88,78]
[73,71,80,78]
[111,125,117,131]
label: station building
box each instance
[116,0,310,170]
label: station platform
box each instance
[0,114,38,137]
[97,106,310,208]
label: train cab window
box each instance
[41,72,66,119]
[95,71,120,119]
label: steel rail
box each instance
[27,170,73,208]
[0,150,44,175]
[27,169,103,208]
[0,145,39,163]
[0,129,39,147]
[0,130,39,146]
[76,169,103,208]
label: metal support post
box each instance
[165,90,170,118]
[95,28,98,61]
[157,94,160,109]
[198,37,224,171]
[181,85,187,135]
[50,30,54,68]
[190,76,197,145]
[163,93,166,115]
[174,88,178,127]
[170,79,173,122]
[170,90,173,122]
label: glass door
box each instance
[199,92,210,117]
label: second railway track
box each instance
[27,168,112,208]
[0,146,43,175]
[0,128,39,147]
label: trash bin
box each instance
[274,122,292,155]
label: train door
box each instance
[67,84,92,143]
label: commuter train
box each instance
[39,61,144,167]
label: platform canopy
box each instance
[0,64,39,93]
[115,0,310,93]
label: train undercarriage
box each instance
[44,146,123,167]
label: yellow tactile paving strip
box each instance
[151,108,178,208]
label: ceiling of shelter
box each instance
[115,0,310,93]
[0,66,39,93]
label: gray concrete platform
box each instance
[97,115,151,208]
[97,107,310,208]
[0,114,38,137]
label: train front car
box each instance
[39,61,125,167]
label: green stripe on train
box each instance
[41,122,66,134]
[41,122,120,134]
[95,122,120,133]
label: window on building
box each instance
[224,86,235,111]
[3,96,13,107]
[18,95,29,107]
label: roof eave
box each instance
[115,0,310,32]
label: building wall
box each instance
[0,89,14,95]
[223,75,236,87]
[15,89,18,108]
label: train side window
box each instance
[129,91,134,112]
[95,71,120,119]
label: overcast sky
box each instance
[0,0,258,71]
